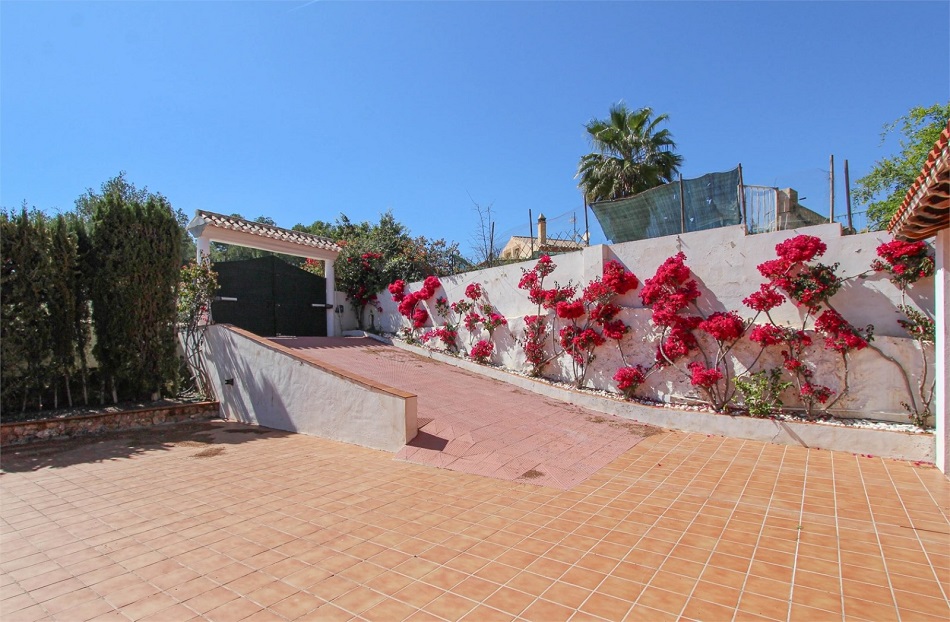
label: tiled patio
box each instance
[2,420,948,621]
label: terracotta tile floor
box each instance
[2,419,948,621]
[279,337,658,490]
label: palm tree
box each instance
[576,103,684,203]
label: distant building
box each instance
[500,214,585,260]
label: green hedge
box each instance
[1,178,182,413]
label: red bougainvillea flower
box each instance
[698,311,744,342]
[582,279,614,305]
[411,307,429,329]
[417,275,441,300]
[775,235,827,263]
[484,312,507,332]
[589,303,620,324]
[800,382,833,404]
[749,324,787,346]
[543,286,576,310]
[687,362,723,388]
[640,252,694,307]
[872,239,935,287]
[388,279,406,302]
[655,323,698,365]
[614,365,646,396]
[465,283,483,300]
[518,271,539,290]
[535,255,555,277]
[602,260,639,295]
[556,300,586,320]
[463,312,482,332]
[469,339,494,364]
[815,309,869,353]
[601,319,629,340]
[743,284,786,312]
[757,258,792,283]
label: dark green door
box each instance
[211,256,327,336]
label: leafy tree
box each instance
[577,103,683,203]
[854,103,950,231]
[87,175,182,402]
[294,211,467,328]
[77,171,195,262]
[1,208,55,411]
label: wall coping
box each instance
[218,325,416,400]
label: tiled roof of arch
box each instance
[192,210,342,253]
[888,121,950,241]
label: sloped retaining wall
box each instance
[0,401,220,447]
[203,324,417,452]
[389,338,935,464]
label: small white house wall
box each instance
[203,324,416,452]
[378,224,934,422]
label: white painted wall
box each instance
[377,224,936,422]
[203,324,417,452]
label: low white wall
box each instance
[378,224,936,421]
[203,324,416,452]
[392,340,934,463]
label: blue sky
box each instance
[2,1,948,256]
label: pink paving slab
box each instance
[279,337,655,490]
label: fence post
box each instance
[844,159,853,231]
[830,154,835,224]
[738,163,747,233]
[583,197,590,247]
[679,174,686,234]
[528,209,534,259]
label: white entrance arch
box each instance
[186,210,341,336]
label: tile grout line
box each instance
[854,455,902,622]
[672,435,757,619]
[884,462,950,607]
[729,443,785,622]
[783,447,810,622]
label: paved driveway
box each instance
[279,338,659,490]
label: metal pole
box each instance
[844,159,853,231]
[583,197,590,247]
[489,221,495,267]
[829,154,835,223]
[738,163,747,232]
[528,209,534,259]
[679,174,686,234]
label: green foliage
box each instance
[577,103,684,202]
[88,175,182,401]
[177,257,219,399]
[296,211,467,280]
[1,208,92,412]
[734,369,792,418]
[854,103,950,231]
[294,211,466,327]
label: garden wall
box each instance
[377,223,935,423]
[0,401,220,447]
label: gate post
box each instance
[325,259,336,337]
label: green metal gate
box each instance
[211,256,328,337]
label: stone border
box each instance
[0,402,221,447]
[387,339,935,464]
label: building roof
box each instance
[888,121,950,241]
[190,210,342,253]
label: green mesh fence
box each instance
[590,168,741,243]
